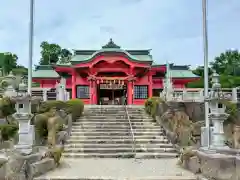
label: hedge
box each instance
[65,99,84,121]
[35,99,84,141]
[0,124,19,141]
[144,97,162,119]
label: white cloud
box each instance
[0,0,240,67]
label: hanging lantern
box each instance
[122,80,125,85]
[97,80,99,84]
[101,79,103,84]
[113,79,115,84]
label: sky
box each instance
[0,0,240,68]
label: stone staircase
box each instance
[63,105,178,158]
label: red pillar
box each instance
[71,69,76,99]
[92,80,97,104]
[89,81,93,104]
[127,81,133,105]
[148,71,153,98]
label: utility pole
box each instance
[28,0,34,94]
[202,0,210,148]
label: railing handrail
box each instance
[124,104,136,156]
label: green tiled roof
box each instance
[32,65,60,78]
[71,48,153,62]
[56,39,153,65]
[170,70,199,78]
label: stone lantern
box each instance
[12,79,34,154]
[2,71,17,97]
[206,71,229,148]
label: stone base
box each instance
[14,144,33,155]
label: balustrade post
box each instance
[232,88,237,103]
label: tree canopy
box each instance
[39,41,72,65]
[187,49,240,88]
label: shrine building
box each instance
[32,39,199,105]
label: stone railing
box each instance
[31,88,70,101]
[160,88,238,103]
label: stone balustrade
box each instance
[161,88,239,103]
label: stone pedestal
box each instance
[211,117,228,148]
[14,114,34,154]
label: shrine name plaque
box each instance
[100,84,124,90]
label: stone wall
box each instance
[182,149,240,180]
[156,101,204,147]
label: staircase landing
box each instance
[35,158,196,180]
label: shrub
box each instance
[0,97,16,118]
[38,100,66,113]
[34,113,49,139]
[0,124,19,141]
[65,99,84,121]
[45,146,64,166]
[144,97,162,119]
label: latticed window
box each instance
[134,85,148,99]
[77,85,90,99]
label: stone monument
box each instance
[56,77,68,101]
[12,79,35,154]
[206,71,229,149]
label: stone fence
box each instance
[184,149,240,180]
[160,88,238,103]
[31,88,70,101]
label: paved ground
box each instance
[35,158,196,180]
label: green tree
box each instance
[59,48,72,64]
[210,50,240,75]
[0,52,18,76]
[39,41,62,65]
[39,41,72,65]
[192,66,213,77]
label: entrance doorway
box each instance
[97,83,127,105]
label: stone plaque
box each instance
[100,83,124,90]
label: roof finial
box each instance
[102,38,121,49]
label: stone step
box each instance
[72,126,161,130]
[76,119,153,123]
[70,131,164,136]
[62,152,178,158]
[34,177,196,180]
[67,138,169,144]
[64,143,174,148]
[71,129,162,133]
[84,114,149,117]
[68,135,167,140]
[73,121,156,125]
[64,147,176,153]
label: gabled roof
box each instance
[56,39,153,65]
[32,65,60,78]
[169,64,199,78]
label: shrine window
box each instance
[77,85,90,99]
[18,104,24,109]
[134,85,148,99]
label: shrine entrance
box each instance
[97,83,127,105]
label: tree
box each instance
[192,66,213,77]
[210,50,240,75]
[0,52,18,76]
[39,41,62,65]
[58,48,72,64]
[39,41,72,65]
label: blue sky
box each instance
[1,0,240,68]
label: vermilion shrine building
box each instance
[32,39,199,105]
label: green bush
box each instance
[145,97,162,119]
[0,124,18,141]
[0,97,16,118]
[38,100,66,113]
[34,113,49,139]
[65,99,84,121]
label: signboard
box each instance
[100,84,125,90]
